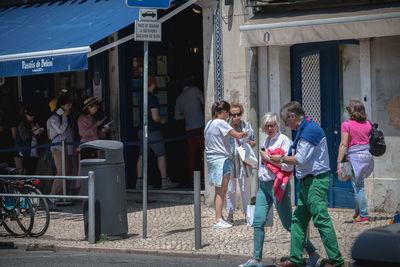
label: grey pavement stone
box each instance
[0,198,394,265]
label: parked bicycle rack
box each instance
[0,171,95,244]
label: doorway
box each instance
[290,41,355,208]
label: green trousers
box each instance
[290,172,344,267]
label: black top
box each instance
[139,93,161,131]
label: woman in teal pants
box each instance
[241,112,320,267]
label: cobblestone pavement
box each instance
[0,196,394,265]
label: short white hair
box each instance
[260,112,280,133]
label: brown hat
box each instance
[82,97,99,111]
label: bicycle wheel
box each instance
[20,185,50,237]
[2,196,34,238]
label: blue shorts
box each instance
[206,155,231,187]
[223,158,231,176]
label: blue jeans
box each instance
[351,177,368,217]
[253,180,316,260]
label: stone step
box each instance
[126,189,205,204]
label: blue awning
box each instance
[0,0,139,77]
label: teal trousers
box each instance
[253,180,316,261]
[290,172,344,266]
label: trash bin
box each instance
[80,140,128,240]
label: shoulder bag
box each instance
[236,139,258,167]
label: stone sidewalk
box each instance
[0,194,394,265]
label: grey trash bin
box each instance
[80,140,128,240]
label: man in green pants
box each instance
[271,101,344,267]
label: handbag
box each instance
[236,139,258,166]
[339,122,353,181]
[340,157,353,181]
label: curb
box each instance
[14,242,353,266]
[14,241,269,262]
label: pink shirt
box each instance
[78,114,105,143]
[341,120,371,147]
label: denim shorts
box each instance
[223,158,232,176]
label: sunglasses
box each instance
[230,112,242,117]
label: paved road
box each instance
[0,248,275,267]
[0,197,394,266]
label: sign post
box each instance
[127,0,170,240]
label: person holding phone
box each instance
[16,106,45,175]
[46,95,74,201]
[241,112,319,267]
[78,97,110,158]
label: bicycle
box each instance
[18,179,50,237]
[0,163,50,237]
[0,173,35,238]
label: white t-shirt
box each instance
[204,119,233,156]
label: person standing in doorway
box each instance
[204,101,248,229]
[174,76,205,185]
[225,103,255,224]
[78,97,110,159]
[10,102,25,173]
[136,76,177,190]
[16,106,45,175]
[273,101,344,267]
[47,96,74,204]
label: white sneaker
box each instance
[161,178,178,189]
[213,218,233,229]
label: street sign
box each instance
[140,8,157,21]
[134,21,161,42]
[126,0,170,9]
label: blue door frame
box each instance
[290,41,355,208]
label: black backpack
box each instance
[368,121,386,157]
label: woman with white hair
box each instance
[241,112,319,267]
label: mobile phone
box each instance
[56,108,64,116]
[260,147,266,151]
[104,120,114,127]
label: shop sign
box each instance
[0,53,87,77]
[134,21,161,42]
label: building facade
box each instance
[201,0,400,212]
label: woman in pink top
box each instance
[337,99,374,223]
[77,97,110,159]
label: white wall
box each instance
[341,43,361,116]
[365,35,400,213]
[370,35,400,178]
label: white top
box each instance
[258,131,293,182]
[46,114,74,155]
[174,86,204,131]
[204,119,233,156]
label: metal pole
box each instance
[61,140,67,201]
[142,40,149,239]
[194,171,201,249]
[88,171,95,244]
